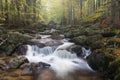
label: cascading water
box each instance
[81,47,92,59]
[25,42,94,78]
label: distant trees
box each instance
[0,0,119,27]
[110,0,120,25]
[0,0,42,27]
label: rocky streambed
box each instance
[0,24,120,80]
[0,28,102,80]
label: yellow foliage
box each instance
[83,13,103,23]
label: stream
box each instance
[24,34,101,80]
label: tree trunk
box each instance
[5,0,9,24]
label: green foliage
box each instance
[108,58,120,80]
[83,13,103,23]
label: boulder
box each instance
[0,31,30,55]
[0,60,9,70]
[9,56,29,69]
[71,45,82,56]
[87,50,114,72]
[13,45,28,55]
[71,36,88,46]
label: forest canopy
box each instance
[0,0,120,27]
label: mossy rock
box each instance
[101,31,116,37]
[106,38,120,48]
[84,28,102,36]
[0,31,30,55]
[108,58,120,80]
[91,40,103,50]
[65,29,82,38]
[87,51,114,72]
[114,72,120,80]
[51,32,64,40]
[71,36,88,46]
[71,45,82,56]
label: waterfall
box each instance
[81,47,91,58]
[26,45,57,56]
[25,42,94,78]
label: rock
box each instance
[101,31,116,37]
[84,28,101,36]
[13,45,28,55]
[87,50,114,72]
[91,40,103,50]
[37,62,51,68]
[108,58,120,80]
[71,36,88,46]
[45,40,62,46]
[21,62,51,76]
[65,29,81,38]
[0,31,30,55]
[9,73,19,77]
[0,60,9,70]
[20,63,31,69]
[26,40,45,48]
[106,38,120,48]
[71,45,82,56]
[21,67,32,76]
[9,56,29,69]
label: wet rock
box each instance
[0,60,9,70]
[9,56,29,69]
[26,40,45,48]
[71,45,82,56]
[9,73,19,77]
[21,67,32,76]
[20,63,31,69]
[37,62,51,68]
[13,45,28,55]
[45,40,62,46]
[33,69,56,80]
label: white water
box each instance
[25,42,94,78]
[82,47,91,58]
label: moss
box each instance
[71,45,82,56]
[65,29,82,38]
[114,71,120,80]
[71,36,88,46]
[106,38,120,48]
[83,13,103,23]
[91,40,103,49]
[108,58,120,80]
[0,31,30,55]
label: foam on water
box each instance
[25,42,94,78]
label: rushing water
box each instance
[25,42,94,78]
[81,47,91,59]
